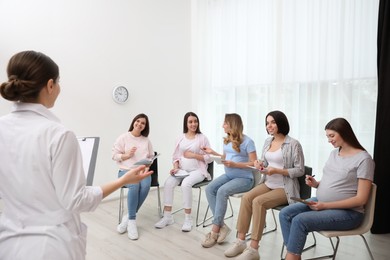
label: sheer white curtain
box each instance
[192,0,378,178]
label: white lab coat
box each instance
[0,103,103,260]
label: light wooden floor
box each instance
[1,189,390,260]
[81,188,390,260]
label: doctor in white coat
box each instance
[0,50,152,260]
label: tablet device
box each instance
[134,153,161,166]
[174,172,190,178]
[210,156,224,164]
[134,159,153,166]
[246,166,261,172]
[290,197,311,205]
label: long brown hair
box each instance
[128,113,150,137]
[223,113,244,153]
[183,112,201,134]
[325,118,365,151]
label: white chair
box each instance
[303,183,377,260]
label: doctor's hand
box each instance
[122,165,153,184]
[101,165,153,199]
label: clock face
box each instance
[112,86,129,103]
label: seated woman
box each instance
[224,110,305,260]
[112,113,154,240]
[201,113,257,248]
[279,118,375,260]
[154,112,212,232]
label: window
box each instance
[193,0,378,177]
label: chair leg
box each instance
[305,233,374,260]
[225,197,234,220]
[172,187,202,217]
[119,187,125,224]
[304,237,336,260]
[171,207,183,214]
[156,187,163,218]
[195,187,205,227]
[281,232,317,260]
[245,208,277,240]
[202,197,234,227]
[202,205,214,227]
[360,234,374,260]
[243,230,252,240]
[331,237,339,260]
[360,234,375,260]
[303,232,317,252]
[280,244,286,260]
[263,209,277,235]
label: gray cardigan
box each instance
[258,135,305,204]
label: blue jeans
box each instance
[279,197,364,255]
[205,174,253,226]
[118,169,151,220]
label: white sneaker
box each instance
[117,214,129,234]
[201,231,218,248]
[127,220,138,240]
[217,224,231,244]
[181,218,193,232]
[224,239,247,257]
[236,246,260,260]
[154,216,174,229]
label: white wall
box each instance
[0,0,192,200]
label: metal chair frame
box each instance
[303,183,377,260]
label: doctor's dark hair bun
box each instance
[0,50,59,102]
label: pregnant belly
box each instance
[180,157,199,171]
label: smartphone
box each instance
[290,197,312,205]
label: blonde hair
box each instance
[223,113,244,153]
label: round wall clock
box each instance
[112,86,129,104]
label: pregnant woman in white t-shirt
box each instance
[154,112,213,232]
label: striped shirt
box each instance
[258,135,305,204]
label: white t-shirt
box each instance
[178,136,200,171]
[264,148,284,189]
